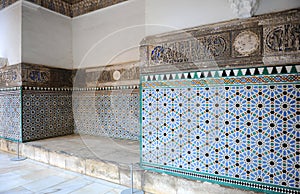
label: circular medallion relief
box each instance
[113,70,121,81]
[233,31,259,56]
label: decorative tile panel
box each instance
[22,63,73,88]
[0,64,75,142]
[73,86,140,140]
[0,88,21,141]
[0,64,22,88]
[140,64,300,193]
[22,87,74,142]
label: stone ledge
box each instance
[0,138,259,194]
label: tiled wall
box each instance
[73,87,140,140]
[0,63,74,142]
[0,88,21,141]
[0,62,140,142]
[22,88,74,142]
[140,10,300,193]
[72,62,140,140]
[0,64,22,141]
[141,65,300,193]
[20,64,74,142]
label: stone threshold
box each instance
[0,135,258,194]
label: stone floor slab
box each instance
[0,151,129,194]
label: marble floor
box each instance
[0,151,129,194]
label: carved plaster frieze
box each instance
[141,9,300,74]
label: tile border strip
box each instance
[21,85,139,91]
[141,65,299,82]
[0,87,22,91]
[142,164,300,194]
[141,75,299,88]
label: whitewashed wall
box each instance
[0,2,21,66]
[72,0,145,68]
[72,0,300,68]
[145,0,235,36]
[1,0,299,69]
[257,0,300,15]
[22,1,73,69]
[145,0,300,36]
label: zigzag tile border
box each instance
[0,87,22,91]
[142,75,299,88]
[141,65,299,82]
[21,84,139,91]
[73,85,139,91]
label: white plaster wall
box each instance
[257,0,300,15]
[22,1,73,69]
[63,0,300,69]
[145,0,235,36]
[145,0,300,36]
[72,0,145,68]
[0,2,22,66]
[15,0,300,70]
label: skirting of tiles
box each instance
[0,86,74,142]
[0,88,21,141]
[0,62,140,142]
[140,64,300,193]
[73,87,140,140]
[22,88,74,142]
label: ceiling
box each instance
[61,0,86,4]
[60,0,127,5]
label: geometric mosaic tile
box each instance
[0,88,21,141]
[73,89,140,140]
[0,84,140,142]
[141,65,300,193]
[22,89,74,142]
